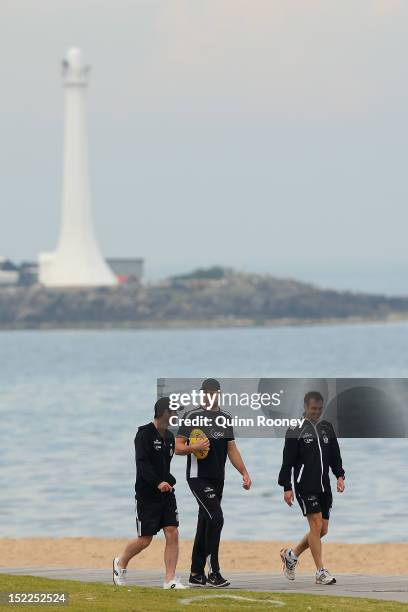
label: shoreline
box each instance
[2,538,408,575]
[1,313,408,332]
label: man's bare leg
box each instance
[163,526,179,582]
[302,513,324,570]
[293,518,329,558]
[118,535,153,569]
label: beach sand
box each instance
[1,538,407,575]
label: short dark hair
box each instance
[304,391,324,405]
[200,378,221,391]
[154,397,171,418]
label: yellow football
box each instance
[189,428,209,460]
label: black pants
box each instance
[188,477,224,575]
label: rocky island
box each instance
[1,267,408,329]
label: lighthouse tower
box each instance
[39,47,117,287]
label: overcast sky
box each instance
[1,0,407,293]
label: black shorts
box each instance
[135,492,179,536]
[296,491,333,520]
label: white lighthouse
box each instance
[39,47,117,288]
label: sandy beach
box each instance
[1,538,407,575]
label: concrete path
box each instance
[1,568,407,604]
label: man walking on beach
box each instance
[113,397,187,589]
[176,378,252,588]
[278,390,345,585]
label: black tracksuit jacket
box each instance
[134,422,176,499]
[278,419,345,494]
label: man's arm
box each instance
[329,425,346,493]
[135,432,171,492]
[278,432,298,506]
[227,440,251,490]
[278,436,298,491]
[175,435,209,455]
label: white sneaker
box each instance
[316,568,336,585]
[163,576,188,589]
[280,548,298,581]
[113,557,127,586]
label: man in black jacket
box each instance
[278,391,345,585]
[113,397,187,589]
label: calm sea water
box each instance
[1,322,408,543]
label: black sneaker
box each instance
[207,572,230,588]
[189,573,207,587]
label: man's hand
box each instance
[158,481,173,493]
[242,471,252,490]
[337,477,345,493]
[284,490,294,506]
[191,438,210,452]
